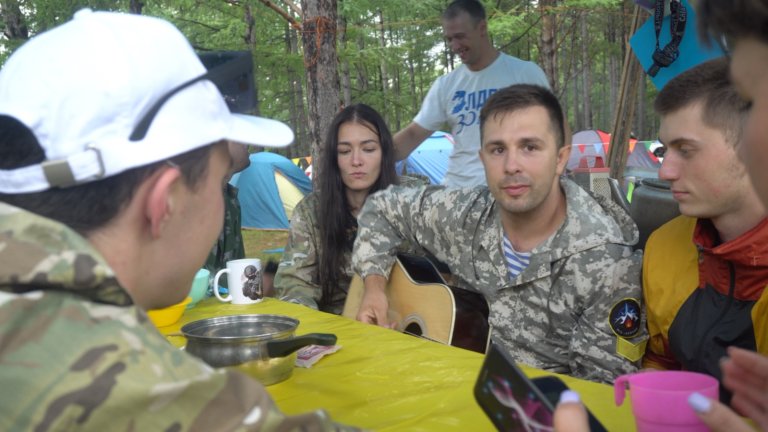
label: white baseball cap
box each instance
[0,9,293,194]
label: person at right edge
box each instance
[559,4,768,430]
[642,58,768,403]
[0,10,354,431]
[393,0,549,188]
[682,1,768,430]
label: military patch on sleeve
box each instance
[609,298,641,338]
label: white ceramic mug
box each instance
[214,258,263,305]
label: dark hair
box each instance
[698,0,768,45]
[479,84,566,148]
[316,103,398,311]
[443,0,486,24]
[0,115,215,235]
[654,58,748,147]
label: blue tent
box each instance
[231,152,312,229]
[396,131,453,184]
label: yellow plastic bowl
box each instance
[147,296,192,327]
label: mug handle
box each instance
[213,269,231,302]
[614,374,630,406]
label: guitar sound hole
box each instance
[404,322,424,337]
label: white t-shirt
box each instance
[414,53,549,187]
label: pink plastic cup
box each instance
[614,371,719,432]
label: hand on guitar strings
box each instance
[356,275,396,329]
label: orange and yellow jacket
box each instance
[643,215,768,401]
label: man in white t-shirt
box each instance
[394,0,549,187]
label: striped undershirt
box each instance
[503,234,531,280]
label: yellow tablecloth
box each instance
[160,297,635,431]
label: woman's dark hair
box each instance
[316,104,398,310]
[0,115,214,235]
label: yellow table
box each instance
[161,298,635,431]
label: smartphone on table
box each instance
[474,340,607,432]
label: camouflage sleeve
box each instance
[203,184,245,289]
[274,194,321,310]
[352,185,433,279]
[0,294,357,431]
[567,245,647,383]
[228,186,246,261]
[398,174,431,187]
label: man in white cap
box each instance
[0,9,353,431]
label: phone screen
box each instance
[474,342,555,432]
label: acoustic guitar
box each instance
[343,253,491,354]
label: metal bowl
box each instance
[181,314,336,385]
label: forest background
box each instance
[0,0,656,167]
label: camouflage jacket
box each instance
[275,176,428,315]
[274,191,348,314]
[204,183,246,291]
[352,178,647,384]
[0,202,353,431]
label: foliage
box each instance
[0,0,661,150]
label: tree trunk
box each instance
[389,17,402,129]
[636,76,646,139]
[444,39,454,72]
[129,0,143,14]
[408,56,417,113]
[1,0,28,43]
[569,17,580,130]
[338,5,351,106]
[608,4,646,180]
[244,5,256,50]
[580,13,592,130]
[574,61,582,131]
[377,9,389,124]
[300,0,340,187]
[393,63,401,131]
[356,34,369,94]
[600,45,606,128]
[539,0,558,93]
[287,24,309,157]
[608,18,619,132]
[285,26,299,158]
[244,4,260,116]
[255,0,307,157]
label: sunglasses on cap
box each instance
[129,50,255,142]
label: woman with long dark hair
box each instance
[274,104,419,313]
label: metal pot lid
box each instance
[181,314,299,342]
